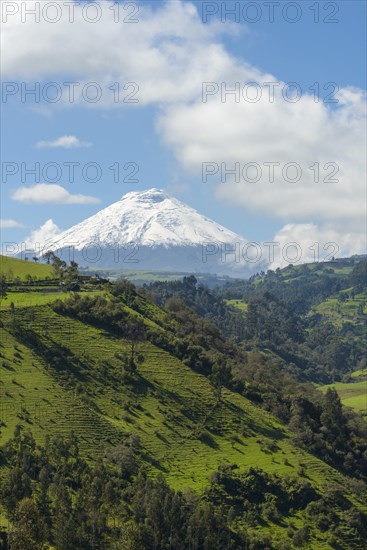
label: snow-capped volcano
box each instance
[52,188,244,249]
[27,189,257,276]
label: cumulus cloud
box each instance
[268,222,367,269]
[158,88,366,225]
[35,135,92,149]
[24,219,62,249]
[1,1,241,106]
[11,183,100,205]
[2,1,365,257]
[0,219,24,228]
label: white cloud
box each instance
[268,222,367,269]
[1,1,241,106]
[0,219,25,228]
[11,183,100,205]
[24,219,62,249]
[2,1,365,257]
[35,135,92,149]
[158,88,366,225]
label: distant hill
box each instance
[216,257,367,412]
[144,258,367,407]
[0,254,53,281]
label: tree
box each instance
[112,278,137,306]
[117,521,144,550]
[8,498,47,550]
[0,466,32,516]
[37,466,52,540]
[43,250,54,264]
[51,254,67,279]
[64,261,80,291]
[209,358,232,403]
[320,388,349,451]
[53,477,76,550]
[121,318,146,371]
[0,275,7,300]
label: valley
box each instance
[0,254,366,548]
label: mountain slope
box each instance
[0,254,53,281]
[53,188,244,248]
[28,189,254,276]
[1,283,367,548]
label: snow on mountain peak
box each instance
[121,188,169,203]
[29,188,258,276]
[51,188,247,250]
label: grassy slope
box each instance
[0,255,53,280]
[320,367,367,415]
[312,289,367,331]
[1,295,367,547]
[319,381,367,414]
[280,262,355,279]
[311,282,367,415]
[226,299,248,313]
[0,290,102,310]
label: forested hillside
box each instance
[147,258,367,384]
[0,256,366,548]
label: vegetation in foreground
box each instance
[0,254,366,548]
[1,426,366,550]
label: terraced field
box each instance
[313,290,367,331]
[0,303,362,500]
[0,285,366,548]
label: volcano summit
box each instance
[29,189,255,276]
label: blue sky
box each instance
[1,0,366,262]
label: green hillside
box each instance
[0,303,365,546]
[0,255,54,281]
[320,368,367,416]
[215,257,367,389]
[0,303,351,491]
[0,261,366,548]
[225,299,248,313]
[320,380,367,414]
[312,289,367,334]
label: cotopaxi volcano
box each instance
[33,189,256,276]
